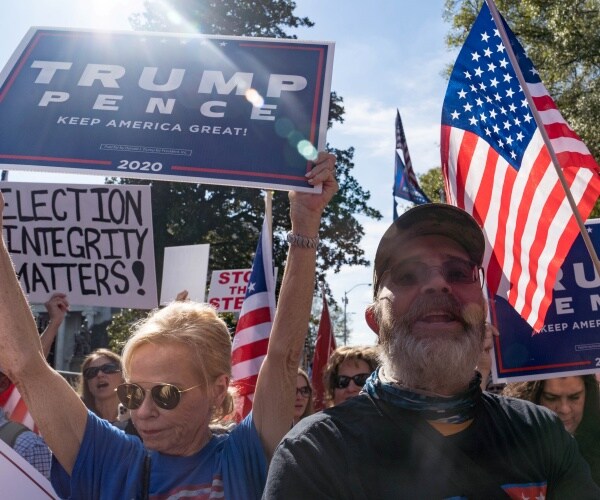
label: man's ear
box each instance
[365,305,380,337]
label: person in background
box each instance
[503,375,600,485]
[78,348,124,423]
[0,153,337,499]
[0,371,52,478]
[0,292,69,431]
[293,369,314,426]
[322,345,378,407]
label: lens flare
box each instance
[245,88,264,107]
[297,140,318,160]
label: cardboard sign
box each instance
[491,219,600,382]
[0,28,334,192]
[0,182,157,308]
[160,244,210,305]
[0,438,58,499]
[207,267,279,313]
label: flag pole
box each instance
[485,0,600,278]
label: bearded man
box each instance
[264,203,599,499]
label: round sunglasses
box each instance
[83,363,121,380]
[116,382,202,410]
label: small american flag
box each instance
[0,384,38,432]
[231,197,276,420]
[441,0,600,331]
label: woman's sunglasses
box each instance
[334,373,370,389]
[83,363,121,380]
[116,382,202,410]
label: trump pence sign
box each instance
[0,28,334,192]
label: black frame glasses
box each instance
[83,363,121,380]
[334,373,370,389]
[116,382,202,410]
[386,258,482,288]
[296,386,312,398]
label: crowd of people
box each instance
[1,157,600,498]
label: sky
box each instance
[0,0,458,345]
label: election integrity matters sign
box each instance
[0,28,334,192]
[491,219,600,382]
[0,182,157,309]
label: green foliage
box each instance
[106,308,149,354]
[444,0,600,215]
[418,167,445,203]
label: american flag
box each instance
[311,288,336,411]
[231,199,276,420]
[394,110,430,215]
[441,0,600,331]
[0,384,37,432]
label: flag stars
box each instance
[508,103,517,113]
[464,70,473,80]
[490,77,499,88]
[499,58,509,68]
[523,113,533,123]
[484,127,492,136]
[481,31,490,42]
[510,150,517,160]
[506,88,515,99]
[494,93,502,102]
[485,95,493,104]
[516,131,524,141]
[500,106,507,115]
[247,281,256,293]
[469,116,478,126]
[498,138,504,148]
[530,67,539,76]
[484,47,493,58]
[474,67,484,77]
[479,82,487,91]
[493,28,500,37]
[487,61,497,72]
[471,51,481,62]
[458,89,467,99]
[521,98,528,108]
[451,110,460,120]
[503,73,513,83]
[470,84,478,92]
[503,120,512,130]
[513,116,521,126]
[496,42,505,53]
[493,124,500,134]
[489,109,497,119]
[464,102,473,112]
[475,97,484,107]
[506,136,514,146]
[479,112,487,122]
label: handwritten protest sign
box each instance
[0,438,58,499]
[491,219,600,382]
[207,267,278,313]
[160,244,210,305]
[0,28,334,192]
[0,182,157,308]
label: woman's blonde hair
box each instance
[77,348,123,415]
[122,301,235,422]
[297,368,315,421]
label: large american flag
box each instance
[441,0,600,332]
[230,202,276,419]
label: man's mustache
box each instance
[400,293,468,329]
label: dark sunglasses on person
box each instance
[83,363,121,380]
[387,258,481,287]
[296,386,312,398]
[116,382,202,410]
[334,373,370,389]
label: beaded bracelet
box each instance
[286,232,320,249]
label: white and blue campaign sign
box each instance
[491,219,600,382]
[0,28,334,192]
[0,182,157,309]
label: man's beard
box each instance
[379,293,486,395]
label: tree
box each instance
[444,0,600,217]
[418,167,445,203]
